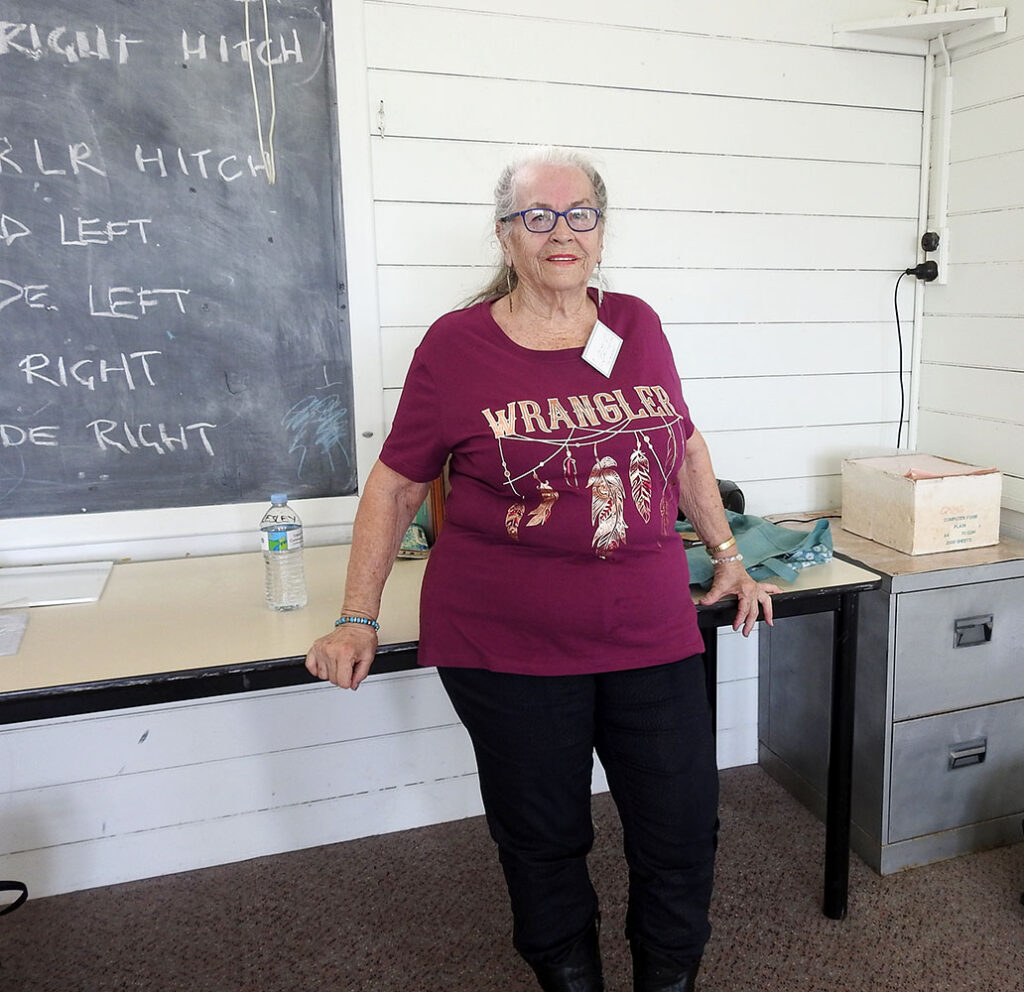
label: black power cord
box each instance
[893,270,909,450]
[893,256,939,449]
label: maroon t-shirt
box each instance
[379,290,704,676]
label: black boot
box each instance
[630,939,700,992]
[530,917,605,991]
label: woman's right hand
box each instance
[305,624,379,691]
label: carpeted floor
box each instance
[2,764,1022,991]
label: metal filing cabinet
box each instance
[758,528,1024,875]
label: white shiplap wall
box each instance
[1,1,932,898]
[917,0,1024,532]
[368,0,925,514]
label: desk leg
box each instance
[823,591,860,920]
[701,627,717,736]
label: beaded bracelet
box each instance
[709,553,744,566]
[705,535,737,554]
[335,615,380,631]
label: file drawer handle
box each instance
[948,738,987,770]
[953,614,993,648]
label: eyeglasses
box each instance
[499,206,602,233]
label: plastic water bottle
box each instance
[260,494,308,611]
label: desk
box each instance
[1,546,878,919]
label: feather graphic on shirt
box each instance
[587,456,628,554]
[660,493,673,537]
[526,478,558,527]
[629,446,652,523]
[505,501,525,540]
[562,449,579,489]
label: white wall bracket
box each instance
[833,7,1006,56]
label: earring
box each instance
[506,267,514,312]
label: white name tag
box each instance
[581,319,623,378]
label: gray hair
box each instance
[463,146,608,308]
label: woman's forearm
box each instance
[340,460,430,618]
[676,428,733,549]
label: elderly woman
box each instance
[306,146,777,992]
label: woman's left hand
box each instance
[698,560,782,636]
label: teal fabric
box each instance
[680,511,833,589]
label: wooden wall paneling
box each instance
[364,4,922,110]
[917,364,1024,425]
[374,203,498,266]
[376,267,918,340]
[949,34,1024,109]
[666,323,903,379]
[921,315,1024,369]
[2,772,485,900]
[372,139,920,218]
[374,202,917,271]
[948,209,1024,264]
[924,260,1024,315]
[602,213,915,272]
[948,148,1024,213]
[2,722,476,853]
[386,321,907,394]
[2,673,456,792]
[950,99,1024,163]
[704,423,903,485]
[716,724,757,769]
[921,2,1024,519]
[736,476,844,516]
[620,269,916,325]
[375,266,916,327]
[717,678,758,735]
[367,0,926,49]
[683,373,905,433]
[382,326,431,388]
[376,266,484,327]
[366,72,921,164]
[715,626,759,683]
[915,410,1024,507]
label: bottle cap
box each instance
[270,493,288,503]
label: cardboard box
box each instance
[841,454,1001,555]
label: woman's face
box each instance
[499,162,604,303]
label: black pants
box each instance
[438,655,718,970]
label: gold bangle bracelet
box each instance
[705,536,736,554]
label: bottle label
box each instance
[261,528,303,552]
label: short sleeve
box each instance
[378,348,451,483]
[648,302,695,440]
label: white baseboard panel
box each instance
[1,772,486,900]
[717,723,758,770]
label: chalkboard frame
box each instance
[0,1,386,566]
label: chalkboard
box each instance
[0,0,356,519]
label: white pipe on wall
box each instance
[907,45,935,450]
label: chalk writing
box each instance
[181,30,303,65]
[59,215,152,246]
[0,213,30,245]
[19,351,162,390]
[0,137,106,177]
[88,286,190,319]
[0,23,144,63]
[0,423,58,447]
[134,144,269,182]
[0,279,56,312]
[88,420,216,456]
